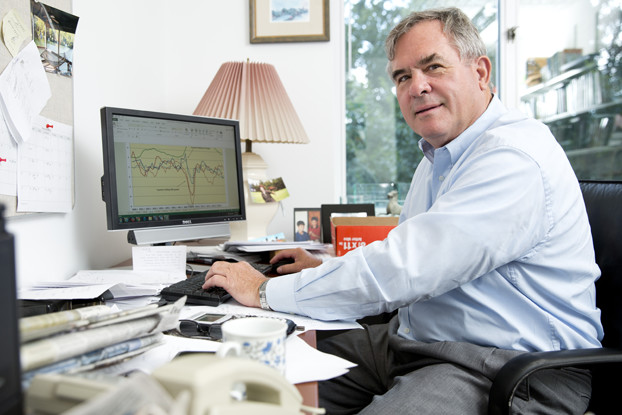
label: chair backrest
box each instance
[579,180,622,413]
[579,180,622,348]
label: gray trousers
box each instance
[318,316,591,414]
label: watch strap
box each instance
[259,279,271,311]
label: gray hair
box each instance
[385,7,487,69]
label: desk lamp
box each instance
[194,60,309,241]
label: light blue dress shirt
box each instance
[268,96,603,352]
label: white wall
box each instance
[7,0,345,288]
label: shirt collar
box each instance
[419,95,506,163]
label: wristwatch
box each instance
[259,279,272,310]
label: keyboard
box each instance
[160,272,230,306]
[160,262,273,306]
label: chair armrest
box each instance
[488,347,622,415]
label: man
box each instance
[204,7,602,414]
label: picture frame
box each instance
[293,208,321,242]
[320,204,375,243]
[249,0,330,44]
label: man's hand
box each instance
[202,261,266,308]
[270,248,322,274]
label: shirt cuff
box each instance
[265,273,302,315]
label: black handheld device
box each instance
[178,313,298,340]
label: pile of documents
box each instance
[19,297,185,387]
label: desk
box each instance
[296,330,319,408]
[111,257,320,408]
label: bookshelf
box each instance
[520,55,622,180]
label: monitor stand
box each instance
[127,223,231,245]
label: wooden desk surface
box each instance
[296,330,319,408]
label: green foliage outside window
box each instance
[345,1,422,208]
[345,1,498,209]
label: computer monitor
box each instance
[100,107,245,245]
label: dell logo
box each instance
[182,220,192,225]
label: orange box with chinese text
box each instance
[331,216,399,256]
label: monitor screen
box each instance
[100,107,245,244]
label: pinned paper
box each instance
[16,116,73,212]
[1,9,29,57]
[0,41,52,143]
[0,111,17,196]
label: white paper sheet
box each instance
[0,41,51,143]
[132,246,186,276]
[90,333,355,385]
[18,269,186,300]
[18,282,118,300]
[285,334,356,384]
[223,240,328,253]
[0,111,17,195]
[71,269,185,285]
[17,116,73,212]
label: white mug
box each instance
[216,317,287,374]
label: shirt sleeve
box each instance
[267,144,550,321]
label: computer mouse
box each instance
[270,258,296,274]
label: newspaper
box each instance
[20,297,185,372]
[19,303,165,343]
[21,333,164,386]
[19,305,112,343]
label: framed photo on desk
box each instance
[293,208,321,242]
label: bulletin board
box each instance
[0,0,75,217]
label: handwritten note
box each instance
[132,245,187,275]
[17,116,73,212]
[0,41,51,143]
[1,9,29,57]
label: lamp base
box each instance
[229,151,279,241]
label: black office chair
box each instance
[488,180,622,414]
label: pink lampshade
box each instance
[194,61,309,146]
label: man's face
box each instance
[390,20,491,148]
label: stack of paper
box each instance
[18,269,186,307]
[20,298,185,387]
[222,240,329,253]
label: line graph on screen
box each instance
[128,144,226,207]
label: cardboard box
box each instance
[331,216,399,256]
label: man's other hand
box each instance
[270,247,323,274]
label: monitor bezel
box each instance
[100,106,246,233]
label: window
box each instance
[517,0,622,180]
[344,0,499,211]
[345,1,622,210]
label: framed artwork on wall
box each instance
[249,0,330,44]
[293,208,321,242]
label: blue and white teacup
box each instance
[216,317,287,374]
